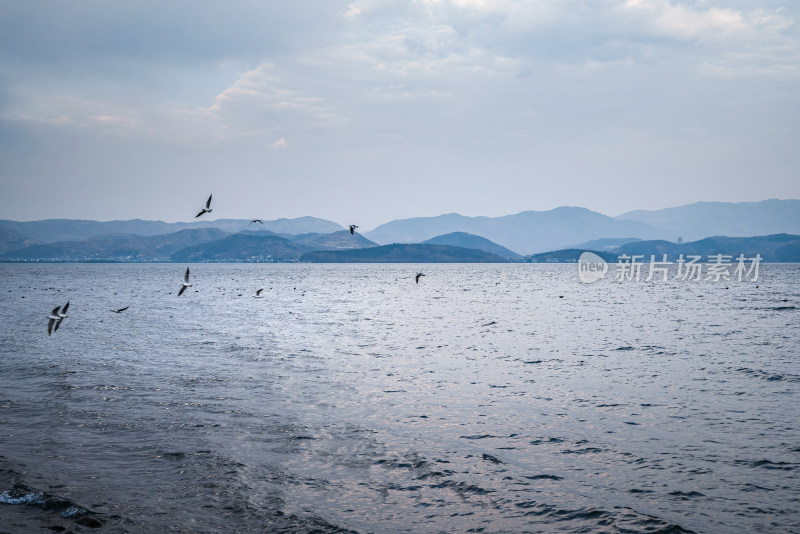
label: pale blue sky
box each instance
[1,0,798,229]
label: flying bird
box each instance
[249,219,263,226]
[349,225,358,235]
[110,306,129,313]
[195,194,213,218]
[56,301,69,324]
[178,267,192,296]
[47,301,70,335]
[47,306,61,336]
[254,288,264,298]
[416,273,425,284]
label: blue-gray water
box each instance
[1,263,798,533]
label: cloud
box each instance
[343,0,797,72]
[623,0,766,41]
[197,61,342,144]
[0,0,797,225]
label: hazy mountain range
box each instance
[1,228,228,261]
[1,199,798,262]
[170,230,378,262]
[421,232,521,259]
[365,199,800,255]
[525,234,800,263]
[364,207,663,255]
[616,199,800,241]
[0,216,342,244]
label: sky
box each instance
[1,0,798,230]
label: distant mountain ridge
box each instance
[0,217,343,244]
[1,228,228,261]
[613,234,800,262]
[0,227,41,254]
[616,199,800,241]
[524,234,800,263]
[365,207,666,255]
[169,230,378,262]
[170,233,310,262]
[1,228,378,263]
[422,232,521,259]
[2,199,797,261]
[283,230,377,250]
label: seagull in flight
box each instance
[195,194,213,218]
[416,273,425,284]
[47,306,61,335]
[178,267,192,296]
[47,301,69,335]
[254,288,264,298]
[349,225,358,235]
[249,219,263,226]
[110,306,129,313]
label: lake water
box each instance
[0,263,798,533]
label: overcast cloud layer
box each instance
[1,0,798,229]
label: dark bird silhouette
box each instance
[416,272,425,284]
[178,267,192,296]
[47,301,69,335]
[195,194,213,218]
[249,219,263,226]
[254,288,264,298]
[47,306,61,335]
[110,306,129,313]
[349,225,358,235]
[56,301,69,326]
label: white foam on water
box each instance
[61,505,88,517]
[0,488,47,505]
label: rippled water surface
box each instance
[1,263,798,533]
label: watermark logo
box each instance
[577,252,762,283]
[578,251,608,283]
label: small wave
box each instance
[524,474,563,481]
[751,459,797,471]
[735,367,800,383]
[481,453,503,464]
[739,483,774,492]
[551,508,608,522]
[629,518,698,533]
[530,437,565,445]
[0,485,102,527]
[374,458,428,470]
[432,480,494,496]
[415,471,447,480]
[669,490,705,499]
[159,451,187,460]
[61,505,88,518]
[0,487,47,505]
[562,447,604,454]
